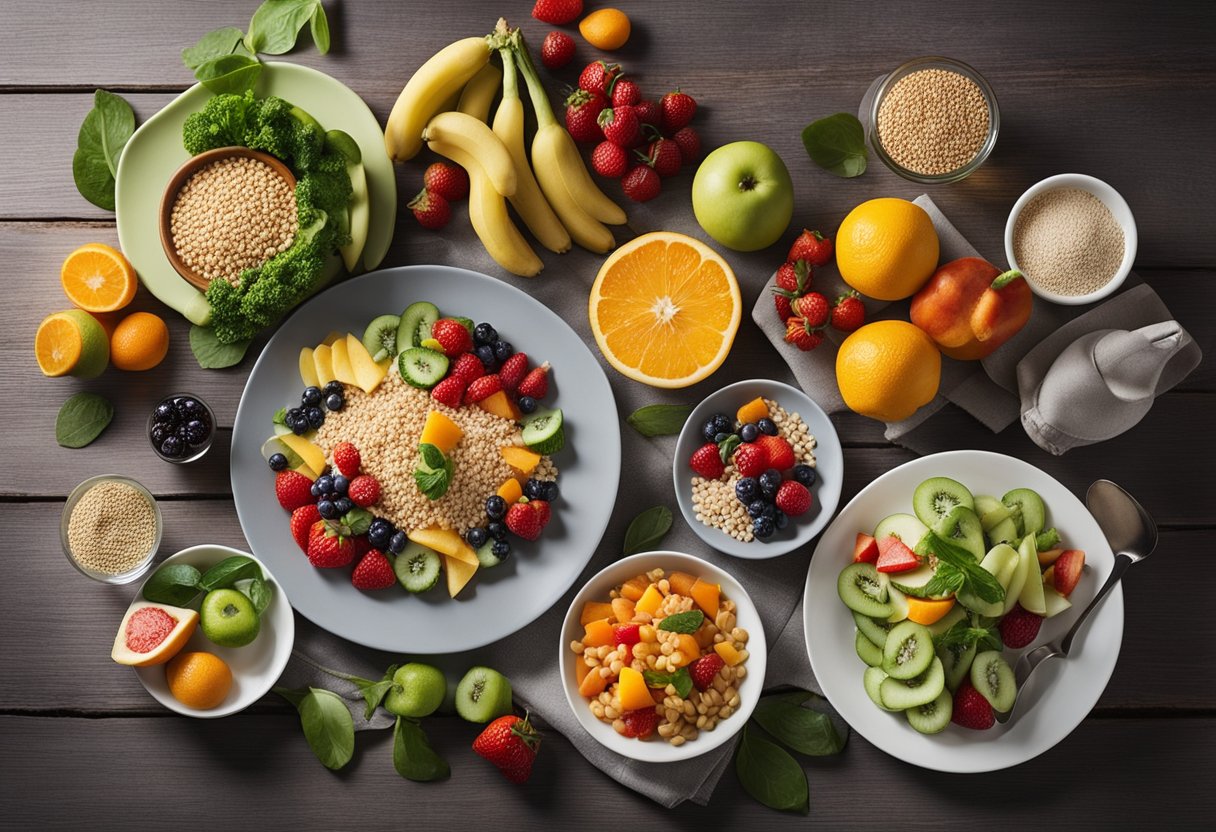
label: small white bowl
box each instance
[129,545,295,718]
[1004,173,1137,305]
[559,551,766,763]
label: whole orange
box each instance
[110,311,170,371]
[836,198,939,301]
[165,651,233,710]
[579,9,631,50]
[835,320,941,421]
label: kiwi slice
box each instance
[362,314,401,362]
[1002,488,1046,537]
[973,494,1013,532]
[881,620,934,679]
[970,650,1017,713]
[397,301,440,352]
[873,512,928,546]
[986,516,1020,549]
[398,347,449,389]
[522,407,564,453]
[476,540,506,569]
[863,667,898,712]
[879,657,945,710]
[937,640,978,692]
[837,563,893,619]
[853,611,891,648]
[912,477,975,527]
[394,544,441,593]
[855,630,883,667]
[905,688,953,734]
[931,505,986,561]
[455,666,513,723]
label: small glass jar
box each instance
[861,56,1000,184]
[61,475,162,584]
[148,392,216,464]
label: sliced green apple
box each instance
[1042,585,1073,618]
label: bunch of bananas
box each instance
[383,20,626,276]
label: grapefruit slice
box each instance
[111,601,199,666]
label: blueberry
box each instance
[185,419,209,446]
[542,481,560,502]
[325,392,344,412]
[176,423,191,440]
[331,475,349,495]
[174,397,196,417]
[761,503,777,519]
[287,407,304,426]
[150,423,169,446]
[518,395,537,414]
[475,344,498,371]
[492,539,511,559]
[310,482,322,498]
[334,497,353,515]
[747,500,768,519]
[306,407,325,429]
[792,464,817,487]
[759,469,782,499]
[316,475,333,494]
[753,515,775,540]
[317,500,338,519]
[485,495,507,520]
[466,527,488,548]
[292,420,309,436]
[701,414,733,443]
[735,477,759,505]
[474,323,498,346]
[302,386,322,407]
[524,479,544,500]
[368,523,391,549]
[488,521,507,541]
[268,453,289,471]
[155,402,178,425]
[160,435,184,458]
[323,380,344,397]
[757,418,778,436]
[389,531,408,554]
[492,340,514,362]
[773,509,789,530]
[740,423,759,443]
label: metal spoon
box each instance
[994,480,1157,724]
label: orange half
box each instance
[61,243,138,313]
[35,314,83,376]
[589,232,741,388]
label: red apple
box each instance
[1050,549,1085,597]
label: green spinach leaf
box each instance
[142,564,204,606]
[801,113,867,178]
[626,404,692,437]
[309,3,331,54]
[72,90,135,210]
[393,717,450,782]
[288,687,355,770]
[622,506,672,555]
[247,576,273,616]
[189,325,251,369]
[735,724,809,814]
[55,392,114,448]
[194,53,263,96]
[248,0,324,55]
[182,27,249,71]
[199,555,262,591]
[751,695,847,756]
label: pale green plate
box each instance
[114,62,396,326]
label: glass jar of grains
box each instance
[60,475,162,583]
[862,56,1000,184]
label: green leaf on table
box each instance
[72,90,135,210]
[247,576,273,616]
[657,610,704,635]
[643,667,693,699]
[393,717,450,782]
[199,555,262,591]
[358,664,398,721]
[622,505,673,555]
[801,113,867,178]
[142,564,204,606]
[752,694,847,756]
[248,0,323,55]
[55,392,114,449]
[190,325,251,369]
[626,404,692,437]
[182,27,250,71]
[735,723,809,814]
[291,687,355,770]
[194,53,263,95]
[309,2,331,54]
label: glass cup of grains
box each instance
[61,475,163,584]
[863,56,1000,184]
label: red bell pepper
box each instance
[909,257,1032,361]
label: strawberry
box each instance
[430,318,472,356]
[331,441,361,477]
[290,504,321,552]
[634,99,662,128]
[540,30,575,70]
[1000,603,1043,649]
[532,0,582,25]
[351,549,396,590]
[451,352,485,384]
[407,188,450,231]
[621,164,661,202]
[578,60,621,96]
[473,714,540,784]
[591,140,630,178]
[506,501,546,541]
[952,681,995,730]
[348,474,381,508]
[775,293,794,321]
[830,291,865,333]
[529,499,552,526]
[875,536,920,573]
[430,375,466,408]
[775,480,812,516]
[774,259,812,298]
[787,229,834,267]
[660,89,697,131]
[689,442,725,479]
[275,470,314,511]
[516,363,550,400]
[792,292,830,328]
[498,352,529,393]
[671,125,701,163]
[755,434,795,470]
[784,316,825,352]
[610,77,641,108]
[853,532,880,564]
[423,162,468,202]
[621,707,660,738]
[597,106,639,148]
[565,89,607,143]
[306,520,357,568]
[732,443,768,478]
[689,653,725,691]
[613,623,641,647]
[644,138,682,178]
[464,374,503,404]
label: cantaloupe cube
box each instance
[575,659,591,686]
[611,597,635,624]
[445,554,478,598]
[497,478,523,504]
[668,571,698,598]
[578,667,607,697]
[714,642,744,666]
[330,338,357,385]
[736,396,769,425]
[635,584,663,616]
[345,334,388,394]
[582,619,614,648]
[278,433,326,475]
[500,446,541,475]
[906,596,955,626]
[619,575,649,601]
[617,667,653,712]
[299,347,319,388]
[672,634,699,666]
[419,410,463,453]
[478,390,522,421]
[407,528,478,566]
[580,601,615,626]
[313,344,335,386]
[690,579,720,618]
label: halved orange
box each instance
[35,309,110,378]
[589,232,741,388]
[60,243,138,313]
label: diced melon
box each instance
[313,343,335,386]
[619,575,649,602]
[497,478,523,504]
[580,601,615,626]
[635,585,663,616]
[292,462,318,481]
[668,571,698,598]
[500,446,541,475]
[714,642,744,666]
[299,347,319,388]
[582,619,614,648]
[690,579,720,619]
[278,433,327,475]
[445,554,478,597]
[331,338,357,385]
[345,334,388,393]
[736,396,769,425]
[419,411,463,454]
[574,658,591,686]
[321,331,343,346]
[672,634,699,666]
[407,528,478,566]
[611,597,635,624]
[617,666,653,712]
[578,667,608,697]
[478,390,522,421]
[906,596,955,626]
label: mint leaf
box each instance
[717,434,741,464]
[272,407,287,426]
[418,443,445,470]
[921,532,1005,605]
[657,610,704,634]
[735,724,809,814]
[643,667,693,699]
[627,404,692,437]
[341,508,372,536]
[934,616,1002,652]
[894,565,963,599]
[622,506,673,555]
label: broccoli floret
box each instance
[183,90,259,155]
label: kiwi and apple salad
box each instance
[837,476,1084,734]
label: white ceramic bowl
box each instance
[673,379,843,559]
[1004,173,1137,305]
[129,545,295,718]
[559,551,767,762]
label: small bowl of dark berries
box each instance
[673,379,844,559]
[148,394,216,463]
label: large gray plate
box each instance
[231,266,621,653]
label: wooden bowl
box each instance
[159,147,297,291]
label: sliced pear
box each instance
[445,554,478,598]
[1042,585,1073,618]
[407,528,478,566]
[299,347,319,388]
[957,544,1017,617]
[321,331,343,347]
[1018,538,1048,615]
[313,343,335,386]
[278,433,327,475]
[345,333,389,394]
[331,337,357,385]
[886,583,909,624]
[1002,536,1034,615]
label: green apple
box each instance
[199,588,260,648]
[691,141,794,251]
[384,662,447,718]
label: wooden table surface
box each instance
[2,1,1214,828]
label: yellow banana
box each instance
[467,159,543,277]
[384,37,490,162]
[548,127,627,225]
[457,63,503,123]
[423,111,516,197]
[531,125,616,253]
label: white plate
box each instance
[803,450,1123,772]
[559,551,766,762]
[132,545,294,718]
[230,265,621,653]
[673,379,843,559]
